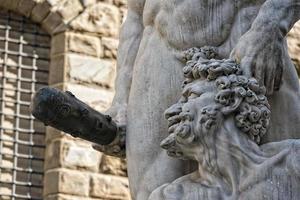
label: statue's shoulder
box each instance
[148,172,222,200]
[260,139,300,154]
[239,141,300,200]
[261,139,300,177]
[285,140,300,177]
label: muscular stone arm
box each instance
[252,0,300,37]
[92,0,145,157]
[112,0,145,106]
[231,0,300,94]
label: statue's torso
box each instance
[142,0,264,52]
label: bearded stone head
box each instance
[161,47,270,161]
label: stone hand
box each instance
[105,103,128,129]
[230,28,284,95]
[92,103,127,158]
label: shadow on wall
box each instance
[287,20,300,77]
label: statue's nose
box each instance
[160,134,176,150]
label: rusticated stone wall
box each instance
[287,21,300,76]
[44,0,130,199]
[0,0,130,200]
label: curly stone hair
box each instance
[179,47,271,144]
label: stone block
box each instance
[113,0,127,7]
[66,83,114,111]
[68,33,102,57]
[49,55,67,85]
[287,21,300,75]
[45,194,92,200]
[67,54,116,87]
[31,1,51,23]
[99,0,113,3]
[47,0,59,6]
[17,0,36,17]
[70,3,120,37]
[0,0,20,11]
[81,0,97,8]
[51,32,67,56]
[45,139,62,170]
[52,23,68,36]
[92,102,112,113]
[44,170,60,196]
[46,126,69,144]
[101,37,118,58]
[42,11,65,35]
[45,137,101,171]
[0,186,11,197]
[100,155,127,176]
[90,174,130,199]
[48,0,83,22]
[44,169,89,196]
[62,141,102,172]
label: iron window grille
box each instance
[0,9,50,200]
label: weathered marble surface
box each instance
[148,47,300,200]
[287,21,300,75]
[97,0,300,199]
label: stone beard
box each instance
[149,47,300,200]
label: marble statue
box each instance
[99,0,300,199]
[149,47,300,199]
[31,0,300,199]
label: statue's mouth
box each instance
[160,133,176,150]
[160,121,195,159]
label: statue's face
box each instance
[161,81,220,160]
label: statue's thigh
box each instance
[125,33,191,198]
[126,89,188,199]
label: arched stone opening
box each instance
[0,8,51,200]
[0,1,66,199]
